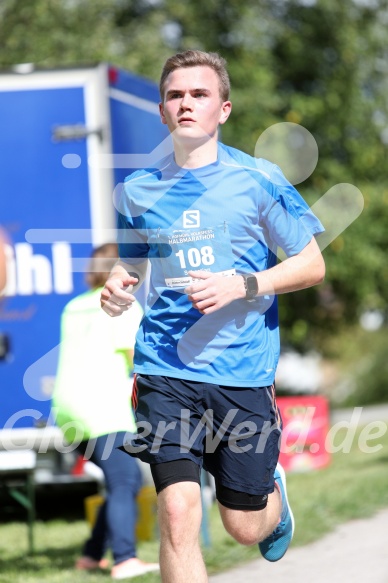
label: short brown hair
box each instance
[85,243,118,289]
[159,50,230,102]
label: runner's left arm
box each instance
[185,237,324,315]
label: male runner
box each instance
[101,50,325,583]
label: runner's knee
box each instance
[158,480,202,547]
[219,507,268,546]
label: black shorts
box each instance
[124,374,282,501]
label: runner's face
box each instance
[159,66,231,144]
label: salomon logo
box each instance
[183,210,200,228]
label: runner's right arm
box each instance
[100,259,148,317]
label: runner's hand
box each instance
[100,273,138,317]
[184,270,245,314]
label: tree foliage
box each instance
[0,0,387,352]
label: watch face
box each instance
[244,274,258,299]
[247,276,257,294]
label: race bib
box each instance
[156,223,236,288]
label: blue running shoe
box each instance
[259,463,295,562]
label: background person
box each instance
[101,50,325,583]
[52,242,159,580]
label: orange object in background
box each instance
[277,395,331,472]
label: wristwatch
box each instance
[242,274,258,301]
[127,271,140,287]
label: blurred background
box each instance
[1,0,386,407]
[0,0,387,577]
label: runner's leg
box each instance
[158,481,207,583]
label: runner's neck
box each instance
[173,137,218,169]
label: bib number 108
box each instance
[175,246,215,269]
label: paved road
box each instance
[331,404,388,426]
[209,508,388,583]
[210,406,388,583]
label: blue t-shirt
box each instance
[118,142,324,387]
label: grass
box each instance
[0,422,387,582]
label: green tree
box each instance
[1,0,387,354]
[266,0,388,349]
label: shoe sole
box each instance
[276,463,295,540]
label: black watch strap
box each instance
[127,271,140,287]
[242,274,258,301]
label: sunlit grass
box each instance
[0,423,387,582]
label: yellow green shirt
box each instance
[52,287,143,443]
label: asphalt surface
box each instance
[209,508,388,583]
[209,405,388,583]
